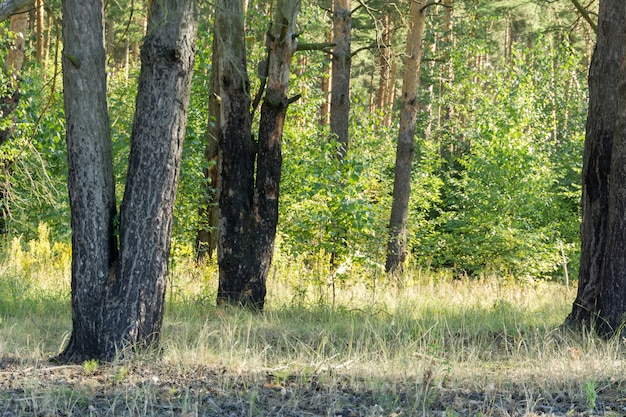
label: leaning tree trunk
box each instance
[60,0,118,362]
[60,0,197,362]
[330,0,351,160]
[385,0,427,274]
[106,0,197,355]
[564,0,624,330]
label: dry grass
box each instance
[1,238,626,416]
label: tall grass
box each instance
[1,226,625,415]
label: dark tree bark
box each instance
[215,0,255,306]
[60,0,118,361]
[564,0,624,331]
[597,49,626,334]
[110,0,197,353]
[330,0,351,160]
[217,0,300,310]
[385,0,427,274]
[59,0,198,362]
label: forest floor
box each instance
[0,352,624,417]
[2,268,626,416]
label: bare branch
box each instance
[569,0,597,32]
[297,41,336,52]
[0,0,34,23]
[420,1,452,13]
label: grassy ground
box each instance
[1,241,625,416]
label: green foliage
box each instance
[0,0,590,285]
[416,36,586,280]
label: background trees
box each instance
[0,0,598,328]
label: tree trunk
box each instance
[564,0,624,330]
[1,5,27,145]
[108,0,197,354]
[215,0,255,306]
[60,0,118,362]
[330,0,351,160]
[34,0,43,63]
[249,0,300,309]
[217,0,300,310]
[598,49,626,335]
[319,26,332,125]
[0,6,28,235]
[385,0,427,274]
[59,0,197,362]
[196,30,220,262]
[377,14,391,112]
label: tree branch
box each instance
[351,43,387,57]
[569,0,597,32]
[297,41,336,53]
[420,1,452,13]
[0,0,34,23]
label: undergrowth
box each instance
[1,225,624,416]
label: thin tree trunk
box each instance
[196,31,220,262]
[377,14,390,112]
[564,0,624,330]
[2,6,27,142]
[319,26,332,125]
[330,0,351,160]
[0,6,28,235]
[34,0,43,63]
[383,58,397,127]
[385,0,427,274]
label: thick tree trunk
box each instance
[60,0,197,362]
[330,0,351,160]
[60,0,118,362]
[564,0,624,330]
[109,0,197,353]
[217,0,300,310]
[385,0,427,274]
[216,0,255,306]
[598,52,626,335]
[196,32,220,262]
